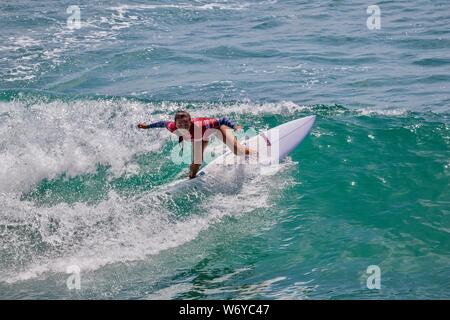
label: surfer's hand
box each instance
[137,123,148,129]
[234,125,242,131]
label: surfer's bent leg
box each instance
[189,140,208,179]
[219,125,251,155]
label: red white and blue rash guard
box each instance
[148,117,236,142]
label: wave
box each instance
[1,94,449,284]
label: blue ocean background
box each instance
[0,0,449,299]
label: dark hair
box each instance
[174,111,191,155]
[174,110,190,121]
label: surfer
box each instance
[137,111,252,179]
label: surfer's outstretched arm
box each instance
[137,120,168,129]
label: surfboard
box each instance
[197,115,316,177]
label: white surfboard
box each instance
[197,115,316,177]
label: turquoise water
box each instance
[0,1,449,299]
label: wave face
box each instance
[0,97,449,299]
[1,0,450,299]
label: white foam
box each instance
[1,11,138,83]
[356,107,409,116]
[179,100,311,118]
[1,1,263,83]
[0,99,165,193]
[1,161,291,284]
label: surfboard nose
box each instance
[302,115,316,126]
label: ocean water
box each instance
[0,0,449,299]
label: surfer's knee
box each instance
[218,125,229,140]
[232,142,247,155]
